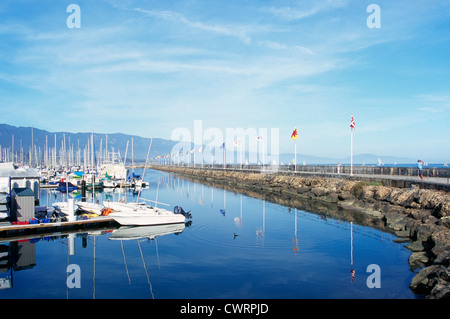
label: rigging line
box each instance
[66,239,70,299]
[155,238,160,271]
[121,240,131,285]
[136,138,153,204]
[138,239,155,299]
[93,235,96,300]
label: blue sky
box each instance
[0,0,449,162]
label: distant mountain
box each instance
[0,123,422,166]
[0,123,176,163]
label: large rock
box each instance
[409,265,440,293]
[431,229,450,263]
[416,223,439,242]
[384,211,407,230]
[439,216,450,229]
[373,186,392,201]
[429,280,450,299]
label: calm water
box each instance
[0,169,418,299]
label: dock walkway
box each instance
[0,216,118,240]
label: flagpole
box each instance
[291,128,299,172]
[223,143,226,169]
[262,137,265,171]
[350,126,353,176]
[240,144,242,170]
[350,222,353,266]
[350,115,355,176]
[294,142,297,172]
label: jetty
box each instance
[149,163,450,191]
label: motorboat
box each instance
[108,223,186,240]
[102,179,120,188]
[52,201,75,215]
[77,201,104,215]
[56,181,78,193]
[104,201,191,226]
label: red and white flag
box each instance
[350,115,356,130]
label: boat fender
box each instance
[102,208,113,216]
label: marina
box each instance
[0,168,419,299]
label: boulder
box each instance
[384,211,408,230]
[409,252,430,268]
[409,209,431,221]
[431,229,450,262]
[405,240,427,252]
[428,280,450,299]
[439,216,450,229]
[409,265,440,292]
[373,186,392,201]
[416,223,439,242]
[311,187,329,197]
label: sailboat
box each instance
[103,138,192,226]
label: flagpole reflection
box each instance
[350,222,355,283]
[256,199,265,247]
[292,208,299,254]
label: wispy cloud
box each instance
[414,93,450,113]
[134,8,252,44]
[1,0,449,160]
[262,0,348,21]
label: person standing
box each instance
[417,160,424,180]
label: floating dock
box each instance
[0,216,119,240]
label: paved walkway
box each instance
[151,165,450,191]
[272,169,450,191]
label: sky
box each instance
[0,0,449,162]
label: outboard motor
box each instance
[174,206,192,219]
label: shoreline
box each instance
[150,165,450,299]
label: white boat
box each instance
[52,201,72,215]
[108,223,186,240]
[133,179,148,188]
[104,201,190,226]
[102,179,120,188]
[77,201,104,215]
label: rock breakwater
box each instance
[152,166,450,299]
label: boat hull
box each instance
[108,211,186,226]
[104,201,186,226]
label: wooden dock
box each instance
[0,216,119,239]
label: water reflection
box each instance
[0,169,417,299]
[108,223,187,299]
[109,224,186,241]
